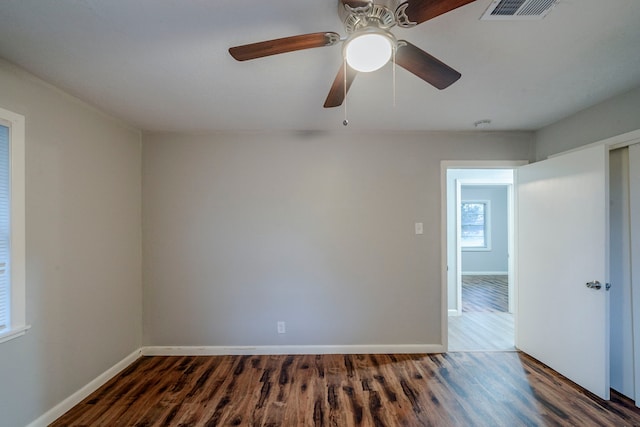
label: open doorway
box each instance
[444,168,516,351]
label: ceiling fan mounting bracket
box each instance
[339,1,419,32]
[340,0,398,33]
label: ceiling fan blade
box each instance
[396,0,476,26]
[395,40,461,89]
[229,32,340,61]
[324,64,358,108]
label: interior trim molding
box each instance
[27,349,142,427]
[141,344,444,356]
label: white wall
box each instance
[461,185,509,274]
[142,131,532,348]
[0,59,142,427]
[535,86,640,160]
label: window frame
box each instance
[0,107,27,344]
[460,199,492,251]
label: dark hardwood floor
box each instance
[51,352,640,426]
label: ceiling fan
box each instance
[229,0,476,108]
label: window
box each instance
[0,107,27,344]
[461,201,491,250]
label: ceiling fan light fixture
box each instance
[344,28,395,72]
[229,0,469,109]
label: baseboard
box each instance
[141,344,445,356]
[448,309,461,316]
[27,348,142,427]
[461,271,508,276]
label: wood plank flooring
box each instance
[448,313,515,352]
[51,352,640,426]
[461,275,508,313]
[450,275,514,351]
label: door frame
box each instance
[440,160,527,351]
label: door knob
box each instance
[585,280,601,290]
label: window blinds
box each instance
[0,124,9,331]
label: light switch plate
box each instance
[277,321,286,334]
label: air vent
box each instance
[481,0,559,20]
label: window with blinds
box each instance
[0,108,26,344]
[461,200,491,250]
[0,123,8,332]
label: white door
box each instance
[517,145,610,399]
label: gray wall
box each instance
[535,86,640,160]
[142,131,533,347]
[461,185,509,274]
[0,59,142,427]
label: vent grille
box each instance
[481,0,559,20]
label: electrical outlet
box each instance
[415,222,424,235]
[277,321,286,334]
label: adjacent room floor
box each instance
[448,275,515,352]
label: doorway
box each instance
[443,166,519,352]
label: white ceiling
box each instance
[1,0,639,132]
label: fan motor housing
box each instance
[339,0,400,33]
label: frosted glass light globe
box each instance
[345,32,393,72]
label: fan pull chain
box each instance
[392,46,396,107]
[343,57,349,126]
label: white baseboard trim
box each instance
[448,309,461,316]
[27,348,142,427]
[462,271,508,276]
[142,344,445,356]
